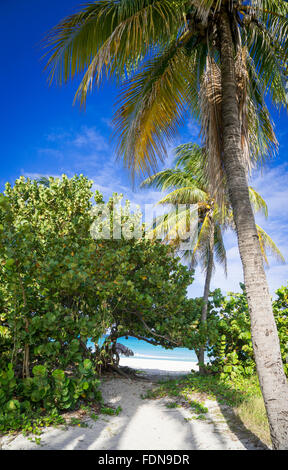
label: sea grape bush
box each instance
[0,176,192,373]
[20,360,101,410]
[0,359,101,433]
[0,175,194,432]
[273,284,288,376]
[0,175,106,377]
[206,284,288,379]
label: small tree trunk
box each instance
[23,343,30,379]
[197,217,214,375]
[19,275,30,379]
[219,8,288,449]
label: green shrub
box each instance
[0,175,194,434]
[0,361,102,434]
[206,284,288,379]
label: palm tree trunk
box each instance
[197,217,214,375]
[219,8,288,449]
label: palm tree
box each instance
[142,142,284,374]
[44,1,288,448]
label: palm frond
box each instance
[256,224,285,265]
[157,187,208,205]
[213,222,227,275]
[140,169,194,191]
[145,205,197,249]
[113,38,200,176]
[174,143,204,170]
[248,187,268,218]
[191,211,211,259]
[243,12,288,108]
[43,0,185,101]
[191,0,222,22]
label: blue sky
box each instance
[1,0,288,298]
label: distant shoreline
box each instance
[119,356,199,375]
[95,335,202,363]
[130,353,197,362]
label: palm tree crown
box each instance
[141,141,284,374]
[141,142,284,274]
[44,0,286,181]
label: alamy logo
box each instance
[90,196,198,251]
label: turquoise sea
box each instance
[91,335,208,363]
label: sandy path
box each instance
[1,367,266,450]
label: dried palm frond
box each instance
[200,51,250,206]
[200,47,277,208]
[200,56,223,205]
[236,47,251,177]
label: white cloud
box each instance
[72,127,109,151]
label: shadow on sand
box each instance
[2,368,269,451]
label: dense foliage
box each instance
[0,175,193,433]
[0,359,100,434]
[206,285,288,379]
[0,174,287,436]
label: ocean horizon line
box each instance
[126,353,197,362]
[88,335,208,362]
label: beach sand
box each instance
[1,358,267,450]
[119,357,198,377]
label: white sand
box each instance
[119,357,199,376]
[0,358,267,451]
